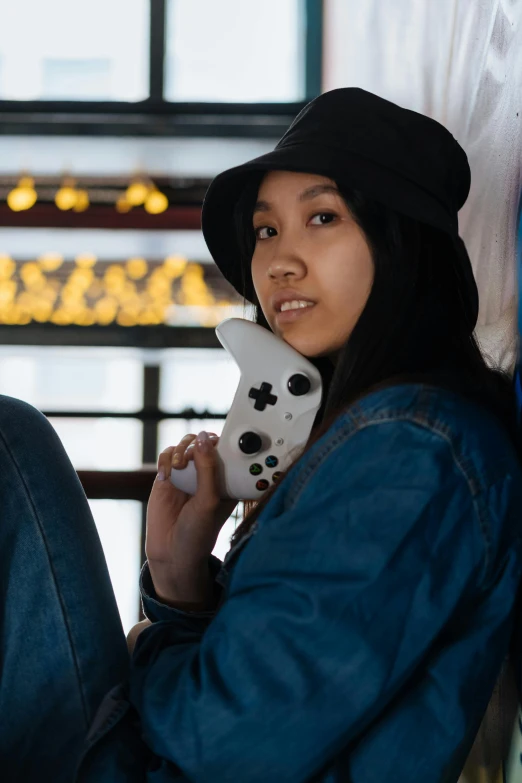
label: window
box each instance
[165,0,304,102]
[0,0,149,101]
[42,59,112,101]
[0,0,320,107]
[159,348,239,414]
[91,499,142,635]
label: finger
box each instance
[171,434,197,469]
[185,434,218,462]
[157,446,175,480]
[192,431,221,509]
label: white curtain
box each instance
[323,0,522,371]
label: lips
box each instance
[275,301,317,326]
[271,288,317,314]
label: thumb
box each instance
[192,431,221,508]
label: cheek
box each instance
[321,246,374,313]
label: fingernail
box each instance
[172,453,181,466]
[196,431,212,452]
[157,468,166,481]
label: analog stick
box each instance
[288,374,311,396]
[238,431,263,455]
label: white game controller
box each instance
[170,318,323,500]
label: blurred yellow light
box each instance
[119,286,140,309]
[61,286,84,307]
[50,308,74,325]
[0,303,18,324]
[7,177,37,212]
[184,262,204,279]
[138,309,162,325]
[0,255,16,279]
[20,262,45,290]
[147,274,171,298]
[73,190,89,212]
[117,310,139,327]
[86,278,103,299]
[144,190,168,215]
[152,302,169,320]
[126,258,148,280]
[38,252,64,271]
[73,309,96,326]
[104,264,126,280]
[32,301,54,323]
[55,186,78,211]
[70,268,94,291]
[75,253,97,269]
[125,181,149,206]
[104,264,126,295]
[95,296,118,325]
[10,303,31,325]
[116,196,132,214]
[163,255,187,279]
[180,263,215,307]
[0,280,17,303]
[41,284,59,304]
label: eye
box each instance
[254,226,277,240]
[309,212,337,226]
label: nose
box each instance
[267,255,306,283]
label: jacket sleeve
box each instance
[139,554,224,626]
[129,419,485,783]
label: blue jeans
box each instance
[0,395,130,782]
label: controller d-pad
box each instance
[249,382,278,411]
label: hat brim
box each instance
[201,142,478,329]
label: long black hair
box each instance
[230,173,518,546]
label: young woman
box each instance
[2,88,521,783]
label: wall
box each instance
[323,0,522,370]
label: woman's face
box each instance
[251,171,374,359]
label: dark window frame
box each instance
[0,0,323,138]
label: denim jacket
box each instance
[76,383,522,783]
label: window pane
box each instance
[165,0,304,102]
[158,417,225,451]
[0,347,143,412]
[90,499,142,635]
[0,0,149,101]
[49,418,143,470]
[159,349,240,414]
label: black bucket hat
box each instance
[201,87,479,331]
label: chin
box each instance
[280,333,335,359]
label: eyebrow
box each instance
[253,184,341,214]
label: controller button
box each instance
[249,463,263,476]
[265,455,278,468]
[249,382,278,411]
[288,374,311,396]
[273,471,283,483]
[238,431,263,455]
[256,479,270,491]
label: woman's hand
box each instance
[146,431,237,610]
